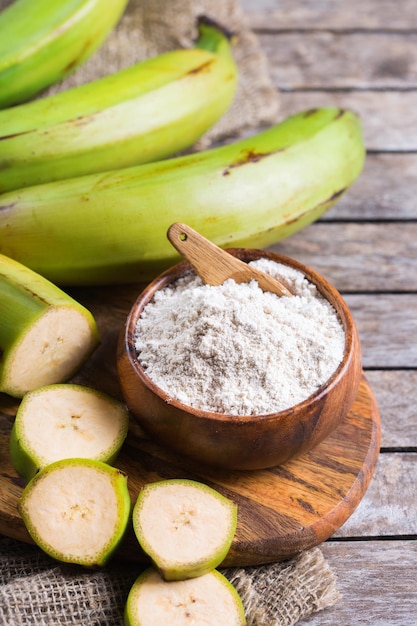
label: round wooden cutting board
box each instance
[0,374,380,567]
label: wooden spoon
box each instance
[167,222,292,297]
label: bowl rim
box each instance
[122,248,358,424]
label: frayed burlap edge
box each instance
[223,548,341,626]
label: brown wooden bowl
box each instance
[117,249,362,471]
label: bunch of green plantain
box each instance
[0,1,366,287]
[0,6,238,191]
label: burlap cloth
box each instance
[0,536,339,626]
[0,0,340,623]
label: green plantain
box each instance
[0,107,365,286]
[0,0,128,108]
[0,16,237,192]
[0,253,99,398]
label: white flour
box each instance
[134,259,345,416]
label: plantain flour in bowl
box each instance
[134,258,345,416]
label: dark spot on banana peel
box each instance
[303,108,346,121]
[70,115,95,127]
[65,56,84,73]
[222,149,273,176]
[283,209,311,226]
[302,109,319,118]
[320,187,347,205]
[283,189,347,225]
[0,202,16,213]
[334,110,346,120]
[64,39,93,73]
[0,271,51,305]
[187,59,215,75]
[0,129,32,141]
[332,187,347,200]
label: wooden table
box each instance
[0,1,416,624]
[239,0,417,623]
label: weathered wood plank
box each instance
[241,0,417,30]
[343,295,417,368]
[270,222,417,292]
[303,540,417,626]
[277,91,417,151]
[365,370,417,448]
[334,453,417,537]
[258,32,417,90]
[323,153,417,221]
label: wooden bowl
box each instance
[117,249,362,471]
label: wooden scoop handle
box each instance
[167,223,292,297]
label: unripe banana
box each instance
[0,253,99,398]
[0,107,365,286]
[0,16,237,193]
[0,0,128,109]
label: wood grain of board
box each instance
[260,32,417,90]
[0,376,380,567]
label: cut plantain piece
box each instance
[10,384,129,481]
[124,567,246,626]
[132,479,237,581]
[18,458,131,567]
[0,253,99,398]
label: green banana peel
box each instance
[0,108,365,286]
[0,0,128,108]
[0,16,238,193]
